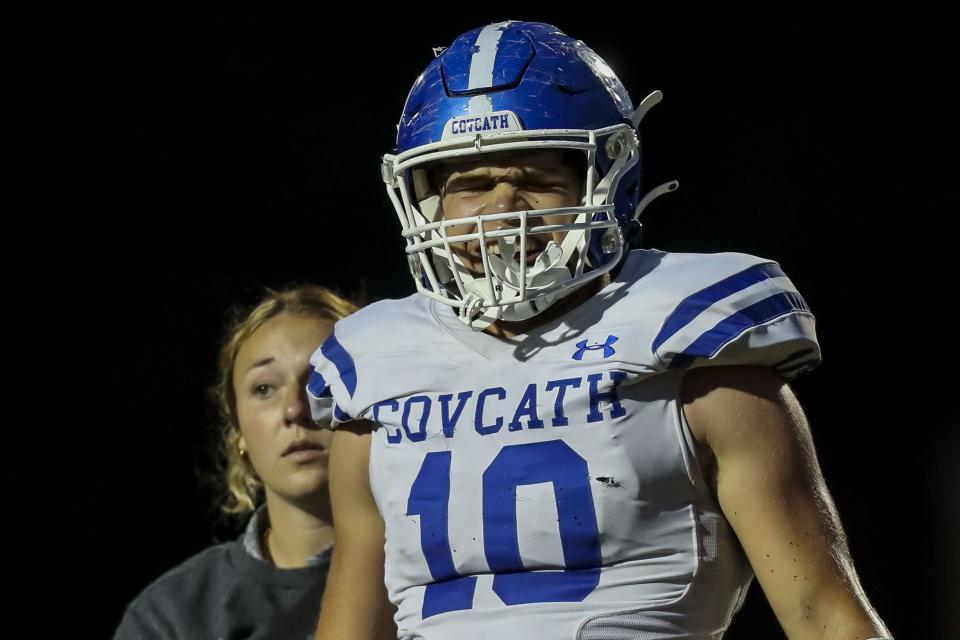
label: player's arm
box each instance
[681,365,891,640]
[315,421,396,640]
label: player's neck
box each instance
[484,274,610,339]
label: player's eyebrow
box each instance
[445,165,559,187]
[446,167,492,181]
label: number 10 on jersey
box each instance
[407,440,602,618]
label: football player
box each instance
[309,21,892,640]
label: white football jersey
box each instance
[308,250,820,640]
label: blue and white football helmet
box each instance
[382,21,677,328]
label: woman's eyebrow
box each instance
[244,357,275,374]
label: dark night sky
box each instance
[9,3,957,638]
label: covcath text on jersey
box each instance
[372,370,628,444]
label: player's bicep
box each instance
[682,367,886,639]
[328,422,379,534]
[327,421,384,573]
[317,422,395,640]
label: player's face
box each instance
[436,150,582,274]
[233,312,334,509]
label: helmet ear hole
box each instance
[627,181,640,210]
[625,219,643,246]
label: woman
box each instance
[115,285,359,640]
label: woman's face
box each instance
[233,312,335,507]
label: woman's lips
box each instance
[283,440,326,459]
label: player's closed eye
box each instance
[446,177,494,193]
[523,180,568,192]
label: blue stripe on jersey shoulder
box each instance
[668,290,811,369]
[321,335,358,399]
[307,369,331,398]
[652,262,786,354]
[333,404,352,422]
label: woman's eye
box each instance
[253,383,274,397]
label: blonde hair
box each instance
[210,284,360,518]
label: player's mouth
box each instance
[486,237,546,266]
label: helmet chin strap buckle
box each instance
[457,237,572,330]
[458,292,500,331]
[459,292,484,323]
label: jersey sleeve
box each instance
[306,328,361,428]
[650,258,820,380]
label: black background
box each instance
[9,2,957,638]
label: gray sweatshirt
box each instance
[114,510,331,640]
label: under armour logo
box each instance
[572,335,619,360]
